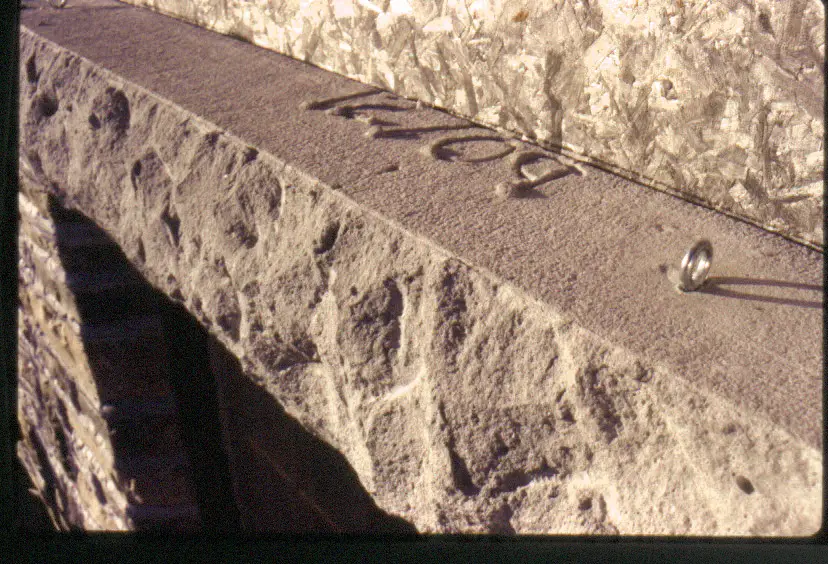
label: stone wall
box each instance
[119,0,824,249]
[17,187,204,531]
[16,21,821,535]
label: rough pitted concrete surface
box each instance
[119,0,825,249]
[18,6,822,535]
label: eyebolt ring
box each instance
[679,239,713,292]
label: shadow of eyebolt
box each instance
[699,276,823,309]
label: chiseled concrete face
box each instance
[120,0,824,248]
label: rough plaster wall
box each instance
[18,30,821,534]
[118,0,825,249]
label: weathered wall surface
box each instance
[119,0,825,249]
[18,27,821,534]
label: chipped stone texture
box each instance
[118,0,825,249]
[18,29,821,535]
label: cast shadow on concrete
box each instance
[518,187,549,199]
[47,195,417,535]
[207,335,417,535]
[699,276,823,309]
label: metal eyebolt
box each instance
[678,239,713,292]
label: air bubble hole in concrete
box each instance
[735,475,755,495]
[33,91,59,121]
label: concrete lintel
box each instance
[18,0,822,535]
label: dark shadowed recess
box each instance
[46,195,416,535]
[15,453,55,532]
[1,0,20,536]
